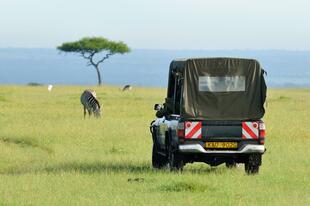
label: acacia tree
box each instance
[57,37,130,85]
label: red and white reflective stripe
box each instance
[185,121,202,139]
[242,122,259,140]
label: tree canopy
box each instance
[57,37,130,54]
[57,37,130,85]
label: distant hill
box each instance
[0,48,309,87]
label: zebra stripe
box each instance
[80,90,101,118]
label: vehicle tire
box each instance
[245,154,261,174]
[168,143,184,171]
[225,161,237,168]
[152,143,168,169]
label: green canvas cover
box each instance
[174,58,266,120]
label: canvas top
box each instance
[166,57,267,120]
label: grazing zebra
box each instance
[80,90,101,118]
[122,85,132,91]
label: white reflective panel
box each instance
[199,76,245,92]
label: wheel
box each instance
[152,143,168,169]
[167,143,184,171]
[245,154,261,174]
[225,161,237,168]
[245,163,259,174]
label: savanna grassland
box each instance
[0,86,309,206]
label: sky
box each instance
[0,0,309,50]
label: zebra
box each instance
[122,85,132,91]
[80,90,101,118]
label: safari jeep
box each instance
[150,58,267,174]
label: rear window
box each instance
[199,76,245,92]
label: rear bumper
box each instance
[179,144,265,154]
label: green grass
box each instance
[0,86,309,206]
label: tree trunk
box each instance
[95,66,102,86]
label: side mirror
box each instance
[154,104,162,111]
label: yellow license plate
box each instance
[205,142,238,149]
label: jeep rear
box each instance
[150,57,267,174]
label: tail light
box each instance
[259,121,266,144]
[177,122,185,138]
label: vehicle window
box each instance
[199,76,245,92]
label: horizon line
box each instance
[0,47,310,52]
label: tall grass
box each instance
[0,86,309,206]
